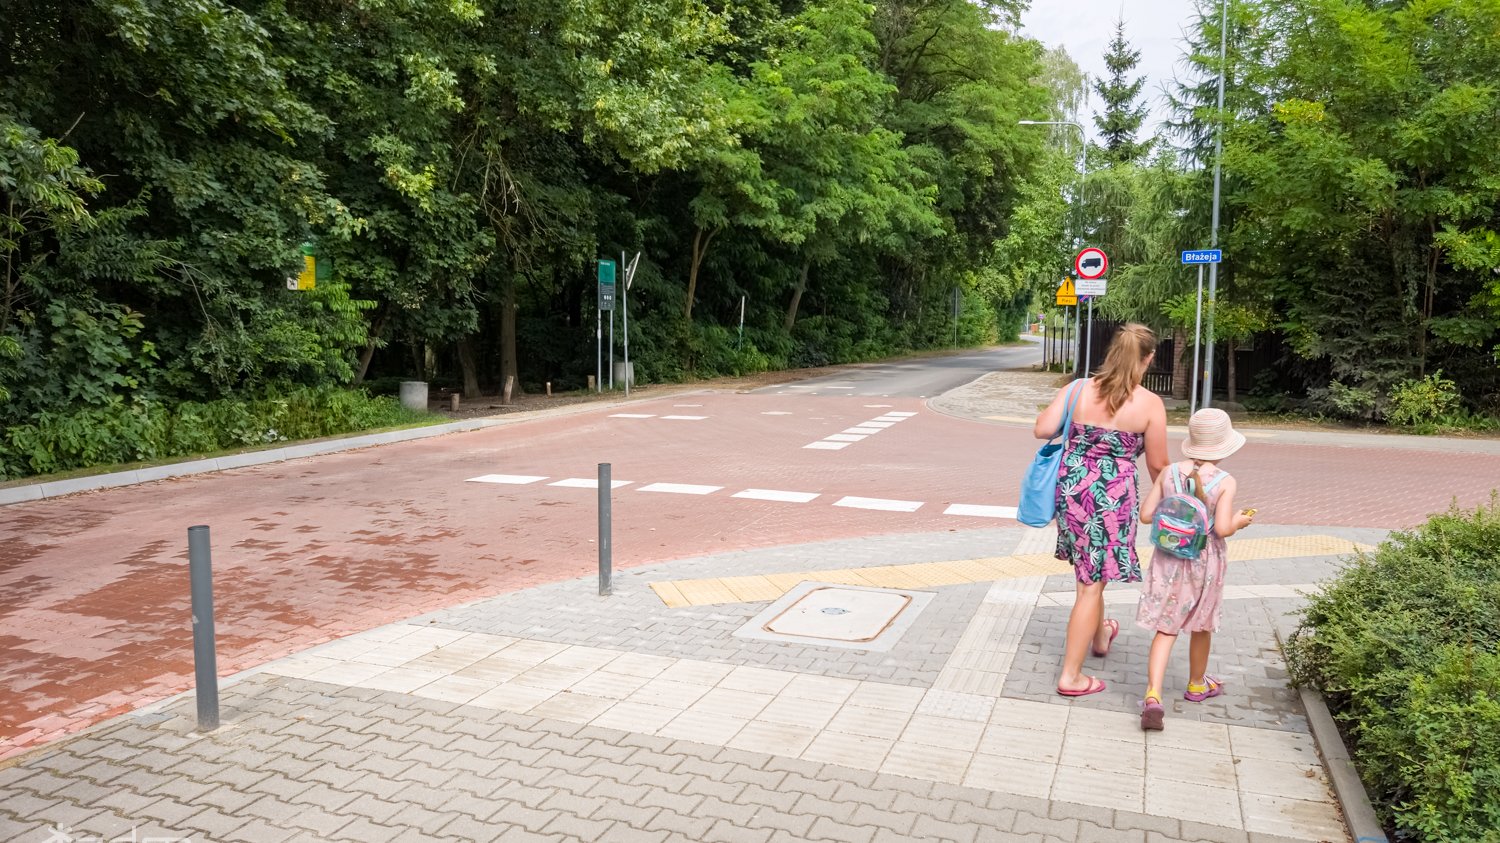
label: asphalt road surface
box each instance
[754,340,1043,398]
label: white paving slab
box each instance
[944,504,1019,519]
[636,483,723,495]
[731,489,821,503]
[833,496,923,513]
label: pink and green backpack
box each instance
[1150,465,1225,560]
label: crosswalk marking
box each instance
[732,489,821,503]
[824,434,868,442]
[834,496,923,513]
[465,474,547,485]
[804,442,851,450]
[637,483,723,495]
[944,504,1019,519]
[661,415,708,420]
[843,427,883,435]
[609,413,655,418]
[549,478,634,489]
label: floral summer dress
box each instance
[1055,423,1145,584]
[1136,463,1230,635]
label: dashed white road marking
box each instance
[637,483,724,495]
[465,475,1016,521]
[610,413,655,419]
[864,404,893,408]
[824,386,856,390]
[661,415,708,420]
[762,411,793,415]
[844,427,884,435]
[884,411,917,417]
[834,496,924,513]
[732,489,821,503]
[824,434,868,443]
[803,441,851,450]
[944,504,1020,519]
[549,478,634,489]
[859,421,896,429]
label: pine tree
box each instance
[1091,19,1154,166]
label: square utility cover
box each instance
[734,581,935,652]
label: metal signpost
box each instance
[622,251,639,397]
[1055,279,1076,373]
[1181,250,1223,414]
[1073,248,1108,376]
[598,259,616,392]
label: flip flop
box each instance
[1091,618,1120,658]
[1057,676,1108,697]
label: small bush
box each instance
[0,387,429,481]
[1388,371,1463,427]
[1285,496,1500,842]
[1312,380,1379,420]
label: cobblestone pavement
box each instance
[0,527,1361,842]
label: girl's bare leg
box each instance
[1146,632,1176,699]
[1189,631,1213,685]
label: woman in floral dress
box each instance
[1032,323,1168,697]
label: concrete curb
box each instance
[1273,619,1389,843]
[0,391,711,507]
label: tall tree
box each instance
[1091,19,1155,166]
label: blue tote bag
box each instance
[1017,379,1085,528]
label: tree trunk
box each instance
[355,308,388,384]
[1171,327,1189,401]
[500,276,523,397]
[1226,338,1237,406]
[457,339,481,398]
[409,342,425,380]
[784,261,810,331]
[684,227,717,322]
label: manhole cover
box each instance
[733,582,936,651]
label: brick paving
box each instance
[2,526,1358,842]
[3,388,1497,758]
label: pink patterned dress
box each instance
[1135,463,1230,634]
[1055,423,1145,584]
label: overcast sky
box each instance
[1022,0,1203,142]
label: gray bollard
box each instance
[598,463,612,596]
[188,525,220,731]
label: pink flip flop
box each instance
[1057,676,1108,697]
[1091,618,1120,658]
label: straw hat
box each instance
[1182,408,1246,461]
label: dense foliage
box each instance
[1091,0,1500,418]
[1286,499,1500,842]
[0,0,1076,478]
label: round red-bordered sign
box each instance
[1075,247,1109,280]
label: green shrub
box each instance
[1388,371,1463,427]
[0,387,429,481]
[1285,497,1500,842]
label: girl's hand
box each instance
[1234,511,1255,531]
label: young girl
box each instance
[1134,408,1255,731]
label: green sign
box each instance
[598,259,617,310]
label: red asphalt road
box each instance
[3,391,1499,758]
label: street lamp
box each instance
[1020,120,1088,374]
[1202,0,1229,408]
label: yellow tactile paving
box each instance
[649,535,1376,607]
[722,575,783,603]
[649,580,690,608]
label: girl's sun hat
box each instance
[1182,408,1246,461]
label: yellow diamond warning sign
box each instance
[1056,277,1077,306]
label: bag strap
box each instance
[1056,378,1087,445]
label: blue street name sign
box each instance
[1181,249,1222,265]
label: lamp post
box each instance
[1020,120,1087,374]
[1202,0,1229,408]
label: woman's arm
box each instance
[1033,382,1077,439]
[1139,469,1167,524]
[1141,394,1169,481]
[1213,476,1254,537]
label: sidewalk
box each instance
[0,524,1375,842]
[931,370,1500,455]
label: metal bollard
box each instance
[188,525,220,731]
[598,463,612,596]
